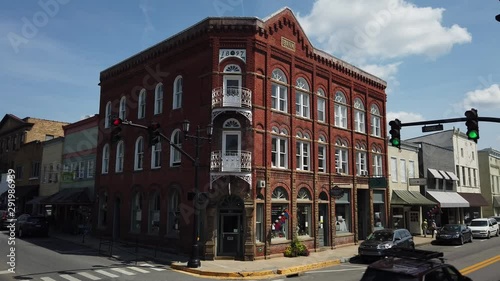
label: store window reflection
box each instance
[335,189,351,234]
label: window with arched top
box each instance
[101,144,109,174]
[271,69,288,112]
[355,143,368,176]
[354,98,366,133]
[105,101,112,128]
[223,118,241,129]
[318,135,327,173]
[131,192,142,232]
[335,92,347,128]
[272,127,288,168]
[173,76,183,109]
[151,142,161,169]
[296,132,311,171]
[317,89,326,122]
[295,78,310,118]
[138,89,146,119]
[170,130,182,166]
[115,141,124,172]
[271,186,290,240]
[134,137,144,170]
[370,104,381,137]
[372,145,383,177]
[224,64,242,73]
[335,138,349,174]
[119,97,126,120]
[297,187,313,237]
[154,83,163,114]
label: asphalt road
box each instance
[300,236,500,281]
[0,230,210,281]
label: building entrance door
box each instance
[319,203,329,246]
[217,195,244,257]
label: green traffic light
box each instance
[467,130,479,140]
[391,138,400,147]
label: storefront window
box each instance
[335,189,351,234]
[271,187,290,241]
[131,192,142,232]
[148,193,160,234]
[297,188,312,237]
[373,190,386,229]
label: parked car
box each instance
[358,228,415,259]
[360,248,472,281]
[468,218,499,239]
[435,224,473,245]
[15,214,49,237]
[490,216,500,224]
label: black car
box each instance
[358,228,415,259]
[15,214,49,237]
[360,248,472,281]
[436,224,473,245]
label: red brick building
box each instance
[95,7,388,261]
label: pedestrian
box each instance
[431,220,437,238]
[421,219,428,237]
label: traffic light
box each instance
[389,119,402,149]
[465,108,479,142]
[111,117,122,143]
[148,123,161,146]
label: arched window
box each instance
[131,192,142,232]
[115,141,124,172]
[271,186,290,240]
[138,89,146,119]
[154,83,163,114]
[370,104,381,137]
[134,137,144,170]
[317,89,326,122]
[167,189,180,236]
[295,77,310,118]
[297,188,312,237]
[296,131,311,171]
[355,142,368,176]
[101,144,109,174]
[335,138,349,174]
[151,142,161,169]
[318,135,327,173]
[334,92,347,128]
[354,98,366,133]
[105,101,111,128]
[149,192,160,234]
[271,127,288,168]
[173,76,183,109]
[119,96,126,120]
[271,69,288,112]
[372,145,383,177]
[170,130,182,166]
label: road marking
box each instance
[60,274,82,281]
[110,268,136,275]
[307,267,366,273]
[94,270,119,278]
[460,255,500,275]
[40,277,57,281]
[127,266,150,273]
[0,270,13,275]
[77,272,102,280]
[140,263,166,271]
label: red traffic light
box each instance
[112,118,123,126]
[150,123,160,130]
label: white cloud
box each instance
[462,84,500,110]
[359,62,401,93]
[387,111,425,123]
[297,0,472,64]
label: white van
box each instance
[468,218,499,238]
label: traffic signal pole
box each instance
[399,117,500,127]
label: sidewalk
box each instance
[50,231,434,279]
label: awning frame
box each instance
[428,169,443,179]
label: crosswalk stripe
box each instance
[110,268,136,275]
[140,263,166,271]
[77,272,102,280]
[40,277,57,281]
[127,266,150,273]
[60,274,82,281]
[94,270,119,278]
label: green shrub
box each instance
[283,237,310,257]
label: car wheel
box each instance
[469,234,473,243]
[487,231,491,239]
[460,236,464,245]
[18,228,23,238]
[496,230,499,237]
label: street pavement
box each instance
[1,230,434,279]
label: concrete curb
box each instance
[171,258,342,279]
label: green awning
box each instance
[391,190,437,206]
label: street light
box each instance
[182,119,213,268]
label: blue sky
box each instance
[0,0,499,149]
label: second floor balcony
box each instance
[212,87,252,109]
[210,150,252,173]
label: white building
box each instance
[478,148,500,217]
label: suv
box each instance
[468,218,499,239]
[15,214,49,237]
[360,248,472,281]
[358,228,415,259]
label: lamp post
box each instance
[182,119,213,268]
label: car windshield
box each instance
[441,225,460,231]
[470,220,487,227]
[367,231,394,241]
[361,268,417,281]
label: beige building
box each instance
[40,137,64,197]
[388,141,435,235]
[478,148,500,217]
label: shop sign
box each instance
[330,185,344,199]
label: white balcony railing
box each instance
[210,150,252,172]
[212,87,252,109]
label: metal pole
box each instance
[187,126,201,268]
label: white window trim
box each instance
[138,89,146,119]
[151,143,161,169]
[296,140,310,171]
[154,83,163,115]
[119,96,126,120]
[105,101,112,128]
[271,136,288,169]
[295,91,310,118]
[102,144,109,174]
[134,137,144,171]
[173,76,183,109]
[115,141,124,172]
[170,130,182,166]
